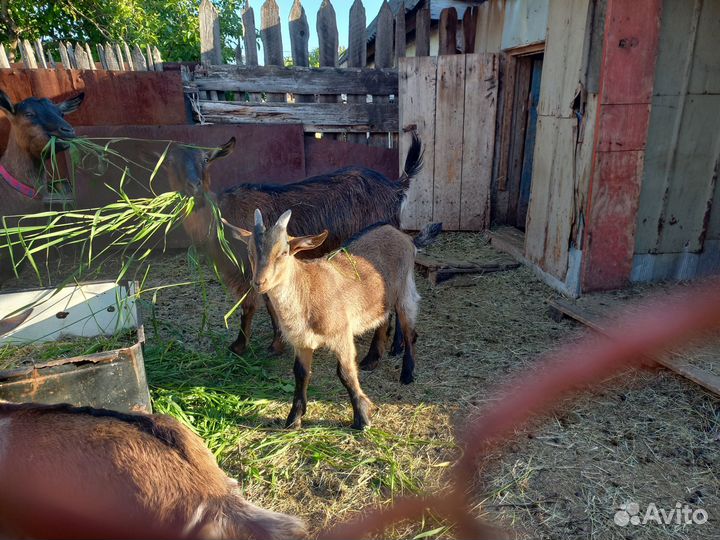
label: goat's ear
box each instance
[221,217,253,243]
[289,230,329,255]
[0,90,14,116]
[208,136,235,162]
[58,92,84,115]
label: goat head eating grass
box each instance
[224,209,441,430]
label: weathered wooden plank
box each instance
[85,43,96,70]
[105,43,120,71]
[66,42,77,68]
[235,41,244,65]
[394,3,406,65]
[146,45,155,71]
[242,6,259,66]
[152,46,163,72]
[689,0,720,94]
[195,65,398,95]
[74,43,90,69]
[261,0,284,65]
[200,0,223,65]
[197,100,398,131]
[59,43,72,69]
[415,0,431,57]
[463,6,478,54]
[34,39,48,69]
[439,7,458,55]
[132,45,147,71]
[122,42,134,71]
[46,49,56,68]
[348,0,367,69]
[399,56,437,229]
[523,115,554,265]
[460,54,498,231]
[111,43,123,70]
[317,0,338,67]
[20,40,38,69]
[289,0,310,67]
[0,44,10,69]
[433,54,465,228]
[475,0,505,53]
[96,44,108,70]
[548,297,720,397]
[375,0,394,69]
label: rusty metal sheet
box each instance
[0,341,151,413]
[304,136,399,182]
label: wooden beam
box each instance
[415,0,431,57]
[198,100,398,132]
[547,297,720,397]
[194,65,398,95]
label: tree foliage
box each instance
[0,0,243,62]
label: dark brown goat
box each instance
[0,401,306,539]
[0,89,84,283]
[163,134,423,361]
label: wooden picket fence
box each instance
[0,38,164,72]
[187,0,408,147]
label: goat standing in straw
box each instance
[224,209,440,430]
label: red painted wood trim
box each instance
[580,0,663,292]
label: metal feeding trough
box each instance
[0,281,151,413]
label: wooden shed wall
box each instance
[500,0,549,50]
[632,0,720,281]
[523,0,595,292]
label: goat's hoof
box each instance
[389,344,404,357]
[350,418,371,430]
[285,415,303,429]
[359,356,380,371]
[267,341,285,357]
[228,341,247,357]
[400,371,415,385]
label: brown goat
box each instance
[0,89,84,283]
[162,134,423,362]
[0,401,306,539]
[224,210,440,430]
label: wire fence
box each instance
[316,278,720,540]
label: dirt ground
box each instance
[2,232,718,539]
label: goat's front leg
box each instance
[229,288,257,356]
[264,295,286,355]
[336,337,373,430]
[396,308,417,385]
[286,348,314,429]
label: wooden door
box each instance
[517,56,543,229]
[399,53,499,231]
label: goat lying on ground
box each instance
[0,89,84,283]
[0,401,306,539]
[223,209,441,430]
[162,134,423,364]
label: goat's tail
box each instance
[398,132,424,190]
[413,222,442,249]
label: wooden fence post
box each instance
[347,0,367,144]
[261,0,285,102]
[152,46,164,71]
[105,43,120,70]
[242,5,258,66]
[394,4,406,66]
[317,0,338,68]
[34,39,48,69]
[439,7,458,55]
[74,43,90,69]
[59,43,72,68]
[374,1,393,69]
[96,44,108,70]
[123,42,135,70]
[235,41,244,65]
[85,43,96,69]
[19,40,38,69]
[66,42,77,68]
[132,45,147,71]
[114,43,125,70]
[463,6,478,54]
[290,0,314,104]
[415,0,431,57]
[0,44,10,68]
[146,45,156,71]
[200,0,223,65]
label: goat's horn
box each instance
[254,208,265,231]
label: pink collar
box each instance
[0,164,40,199]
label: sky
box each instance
[263,0,386,60]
